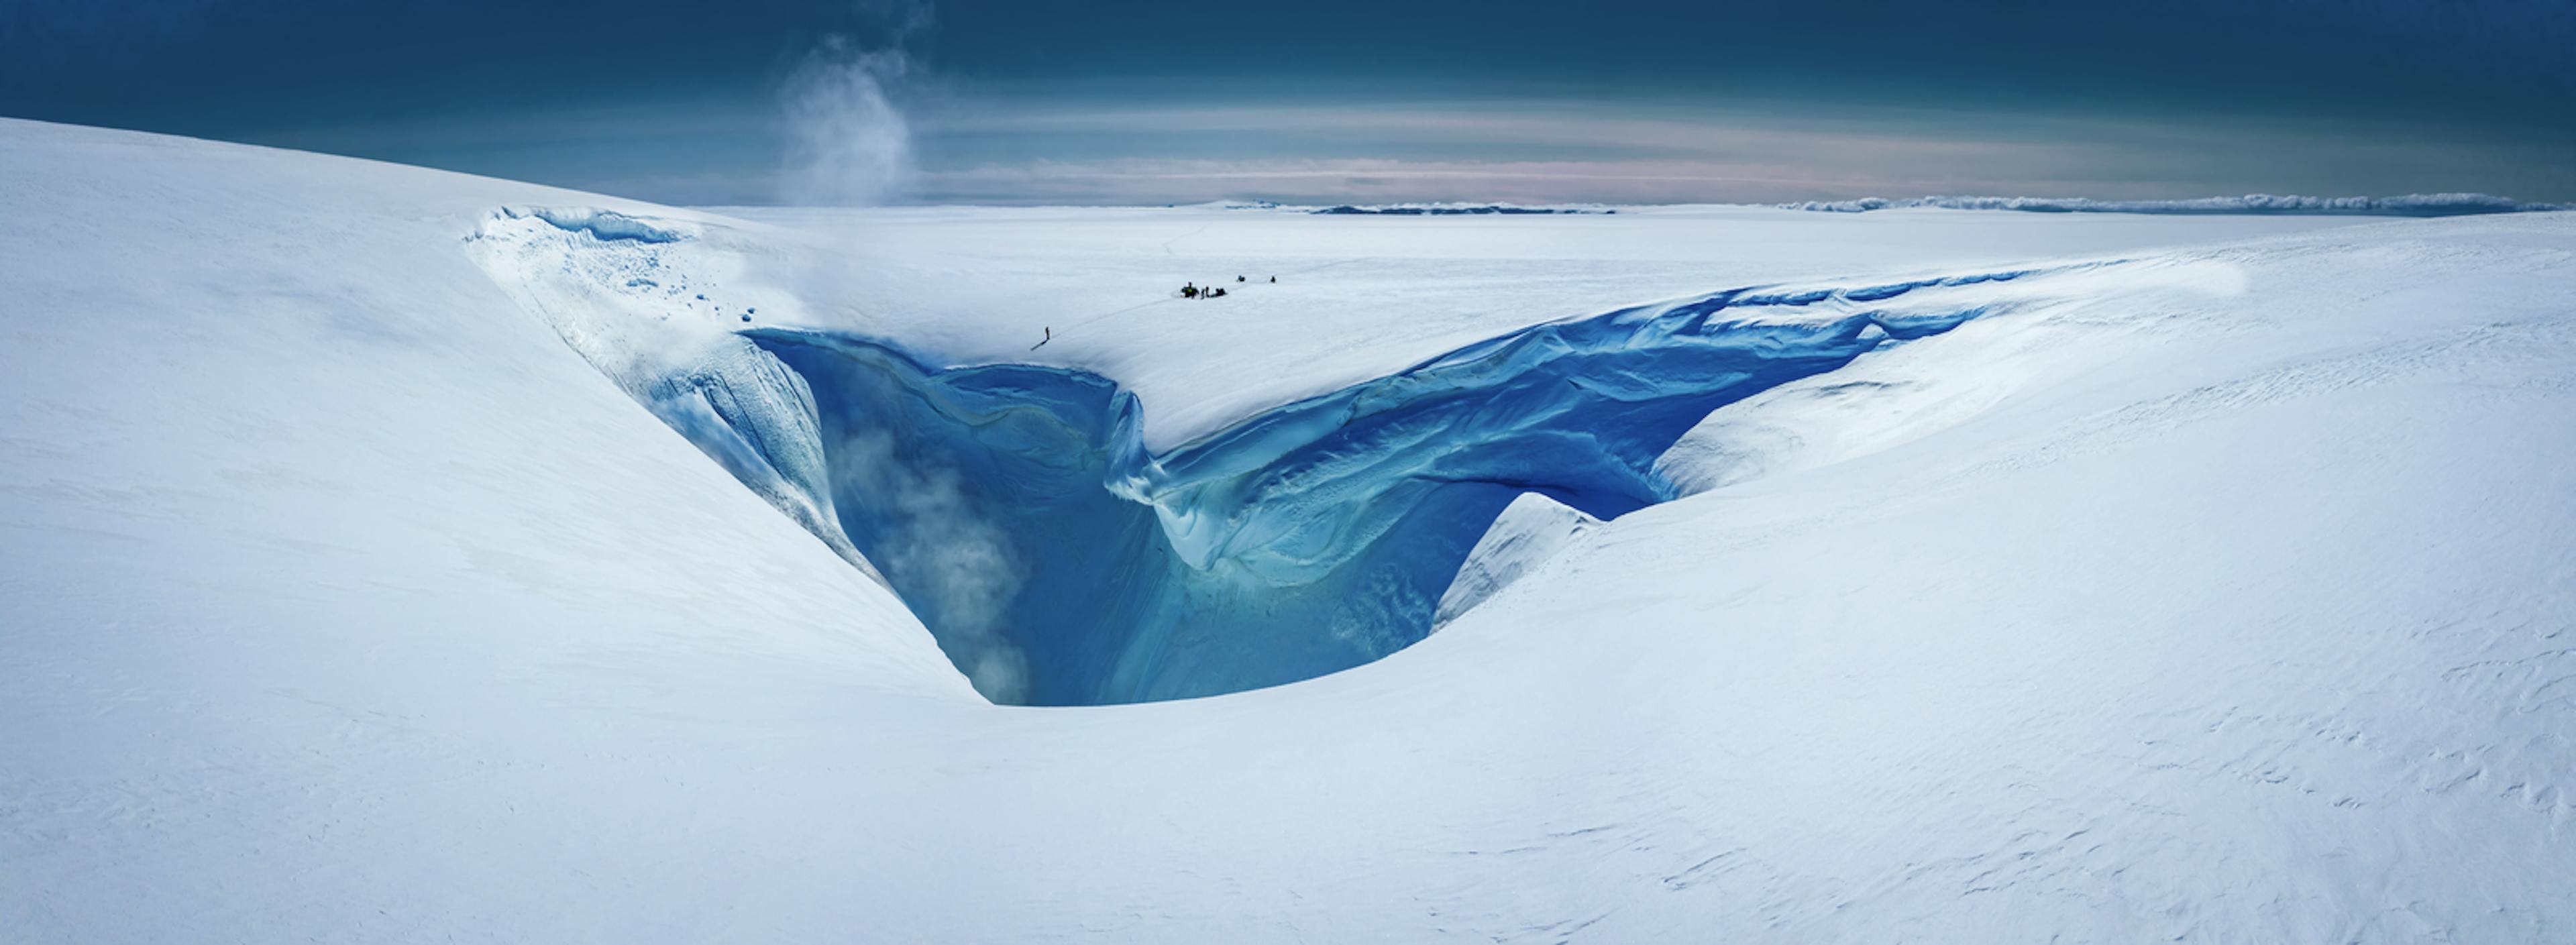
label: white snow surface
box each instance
[706,202,2363,451]
[1433,492,1599,628]
[6,117,2576,942]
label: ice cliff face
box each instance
[472,206,2088,704]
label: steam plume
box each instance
[836,431,1029,704]
[777,38,916,207]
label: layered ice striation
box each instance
[737,278,2020,705]
[470,206,2037,705]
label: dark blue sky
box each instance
[5,1,2570,205]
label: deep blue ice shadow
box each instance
[743,269,2026,705]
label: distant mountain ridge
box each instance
[1778,193,2571,216]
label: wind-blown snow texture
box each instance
[7,117,2576,943]
[1781,192,2571,215]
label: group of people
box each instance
[1043,274,1285,348]
[1040,274,1286,348]
[1181,274,1275,300]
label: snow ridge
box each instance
[1778,193,2569,216]
[466,206,881,585]
[499,205,687,243]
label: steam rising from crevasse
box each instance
[777,39,916,207]
[833,429,1028,703]
[768,11,1044,700]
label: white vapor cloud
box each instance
[777,38,917,207]
[835,430,1028,704]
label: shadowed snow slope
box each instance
[6,118,2575,942]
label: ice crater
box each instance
[731,280,2012,705]
[472,205,2035,706]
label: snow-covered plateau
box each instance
[5,117,2574,942]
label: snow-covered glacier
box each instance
[8,119,2576,944]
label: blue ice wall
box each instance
[739,272,2021,705]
